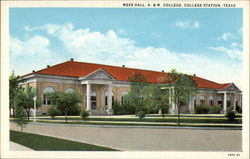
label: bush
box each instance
[47,107,60,118]
[80,110,89,120]
[194,105,210,114]
[68,105,81,116]
[209,105,221,114]
[236,105,242,114]
[137,111,146,119]
[226,109,236,122]
[113,100,131,115]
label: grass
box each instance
[10,130,118,151]
[36,116,242,124]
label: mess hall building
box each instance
[20,59,242,115]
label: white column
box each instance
[86,83,91,110]
[223,92,227,113]
[107,85,112,110]
[169,88,176,114]
[33,96,37,122]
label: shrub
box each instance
[209,105,221,114]
[236,105,242,114]
[68,105,81,116]
[194,105,210,114]
[80,110,89,120]
[226,109,236,122]
[113,100,131,115]
[47,107,60,118]
[137,111,146,119]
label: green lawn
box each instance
[37,116,242,124]
[10,130,119,151]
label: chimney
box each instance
[70,58,74,61]
[193,74,196,76]
[47,65,50,68]
[162,70,164,72]
[32,70,35,73]
[122,65,125,68]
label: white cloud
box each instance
[175,21,200,29]
[217,32,235,41]
[209,43,242,60]
[117,29,127,35]
[230,42,242,49]
[13,23,242,89]
[193,22,200,29]
[10,35,53,57]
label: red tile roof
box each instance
[25,60,232,90]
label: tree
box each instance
[48,91,82,123]
[143,84,170,118]
[128,72,148,83]
[162,69,196,125]
[14,107,28,132]
[15,85,41,121]
[127,72,148,115]
[9,71,22,117]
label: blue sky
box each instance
[9,8,243,88]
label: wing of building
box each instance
[20,59,242,115]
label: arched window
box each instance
[227,96,231,107]
[209,96,214,106]
[91,90,96,110]
[104,90,114,106]
[43,86,55,105]
[65,88,74,93]
[200,96,205,105]
[121,91,128,105]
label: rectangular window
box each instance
[105,96,108,106]
[200,100,205,105]
[210,100,214,106]
[43,94,47,105]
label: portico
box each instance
[79,68,116,114]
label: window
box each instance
[91,90,96,110]
[227,96,231,107]
[209,96,214,106]
[194,96,196,105]
[217,96,223,107]
[43,86,55,105]
[66,88,74,93]
[199,96,205,105]
[121,91,128,105]
[104,90,114,106]
[235,97,238,106]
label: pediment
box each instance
[85,69,115,80]
[224,83,241,92]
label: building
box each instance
[21,59,242,115]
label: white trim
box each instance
[80,79,113,85]
[79,68,115,80]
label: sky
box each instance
[9,8,243,89]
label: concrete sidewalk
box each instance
[10,141,34,151]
